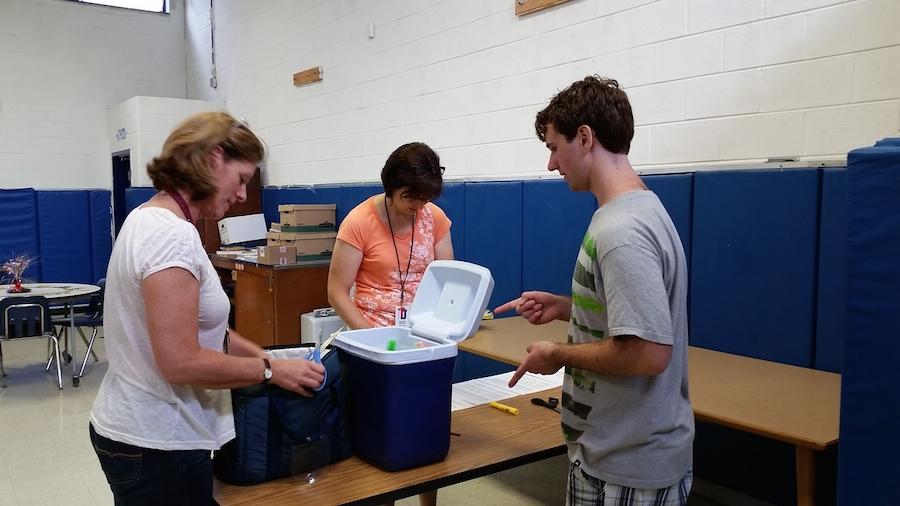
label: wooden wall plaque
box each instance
[293,66,322,87]
[515,0,572,16]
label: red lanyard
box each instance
[166,191,194,224]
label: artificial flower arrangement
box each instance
[2,254,35,293]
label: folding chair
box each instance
[70,278,105,386]
[51,279,106,365]
[0,295,64,389]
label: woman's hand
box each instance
[270,359,326,397]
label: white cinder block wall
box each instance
[0,0,187,189]
[185,0,900,186]
[2,1,898,189]
[107,96,218,188]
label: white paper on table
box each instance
[451,370,564,411]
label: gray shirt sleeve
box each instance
[599,243,674,345]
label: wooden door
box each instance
[272,265,330,345]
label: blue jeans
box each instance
[89,424,215,506]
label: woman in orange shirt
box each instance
[328,142,453,330]
[327,142,451,506]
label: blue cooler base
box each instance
[338,350,455,471]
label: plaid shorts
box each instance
[566,460,692,506]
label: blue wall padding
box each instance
[690,169,819,366]
[522,180,596,295]
[433,183,466,261]
[452,352,517,384]
[261,187,342,229]
[90,191,113,282]
[452,353,466,383]
[873,137,900,147]
[124,187,156,215]
[694,423,797,505]
[463,181,523,311]
[815,168,847,373]
[643,174,694,266]
[839,139,900,505]
[460,351,516,380]
[339,184,383,224]
[37,191,93,283]
[0,188,42,281]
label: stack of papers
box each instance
[451,370,564,411]
[216,248,258,262]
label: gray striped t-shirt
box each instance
[562,190,693,490]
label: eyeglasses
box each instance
[399,191,432,203]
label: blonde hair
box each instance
[146,111,265,201]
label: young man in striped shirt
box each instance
[496,76,693,506]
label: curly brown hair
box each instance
[380,142,443,202]
[146,112,265,201]
[535,75,634,154]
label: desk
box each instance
[1,283,101,386]
[461,317,841,506]
[214,388,565,505]
[211,256,330,347]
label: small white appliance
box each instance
[300,308,344,344]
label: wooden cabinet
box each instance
[211,255,330,347]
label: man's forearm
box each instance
[552,336,671,376]
[557,295,573,321]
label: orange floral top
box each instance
[336,196,452,327]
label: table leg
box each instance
[796,446,815,506]
[70,303,78,386]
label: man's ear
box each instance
[577,125,594,152]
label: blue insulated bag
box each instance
[213,346,352,485]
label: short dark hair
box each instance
[380,142,443,201]
[535,75,634,154]
[147,112,265,201]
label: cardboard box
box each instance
[218,213,267,245]
[266,232,336,261]
[278,204,336,231]
[257,245,297,266]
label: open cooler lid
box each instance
[407,260,495,343]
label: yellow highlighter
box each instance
[489,401,520,416]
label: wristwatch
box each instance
[262,358,273,384]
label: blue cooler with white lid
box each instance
[333,260,494,471]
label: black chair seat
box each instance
[71,315,102,327]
